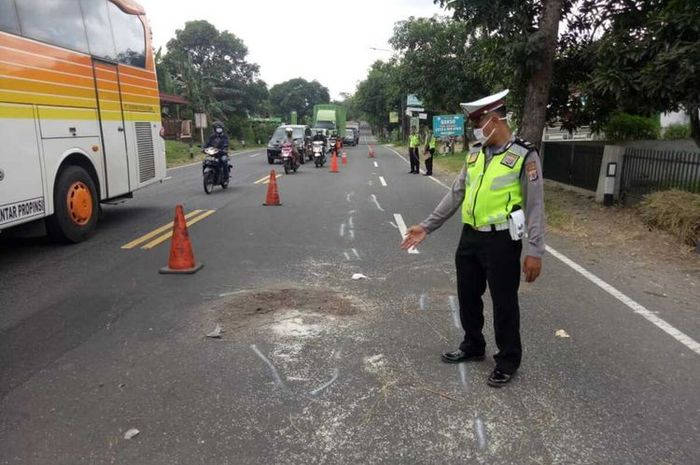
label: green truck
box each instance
[312,104,346,137]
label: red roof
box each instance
[159,93,189,105]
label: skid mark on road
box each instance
[309,368,339,396]
[251,344,286,389]
[370,194,384,212]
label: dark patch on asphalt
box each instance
[211,288,360,331]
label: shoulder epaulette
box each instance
[469,143,482,154]
[513,138,538,156]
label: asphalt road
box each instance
[1,134,699,465]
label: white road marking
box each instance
[349,216,354,228]
[352,248,361,260]
[474,416,487,450]
[163,176,172,181]
[379,176,387,187]
[346,192,355,202]
[371,194,385,212]
[449,295,461,329]
[373,161,378,168]
[419,293,427,311]
[546,246,700,355]
[393,213,419,254]
[309,368,339,395]
[344,252,351,260]
[340,223,346,237]
[458,364,468,391]
[251,344,285,388]
[249,153,260,158]
[349,230,355,241]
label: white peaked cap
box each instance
[460,89,509,120]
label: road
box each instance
[1,134,699,465]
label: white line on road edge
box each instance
[163,176,172,181]
[371,194,385,212]
[546,246,700,355]
[344,252,351,260]
[374,161,379,168]
[449,295,461,329]
[340,223,346,237]
[393,213,419,254]
[250,153,260,157]
[387,146,450,189]
[251,344,286,388]
[379,176,388,187]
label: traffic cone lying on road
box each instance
[159,205,203,274]
[263,169,282,206]
[368,145,375,158]
[342,152,348,165]
[330,152,339,173]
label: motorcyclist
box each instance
[204,121,231,179]
[280,127,300,165]
[312,129,327,149]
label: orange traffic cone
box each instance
[341,152,348,165]
[159,205,203,274]
[263,169,282,206]
[368,145,375,158]
[329,152,339,173]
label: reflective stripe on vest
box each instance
[461,145,525,227]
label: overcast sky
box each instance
[139,0,445,99]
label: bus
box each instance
[0,0,165,243]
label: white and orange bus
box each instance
[0,0,165,242]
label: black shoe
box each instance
[423,173,432,176]
[408,170,415,174]
[412,171,419,175]
[441,349,485,364]
[487,369,514,388]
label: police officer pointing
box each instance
[400,90,545,387]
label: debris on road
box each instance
[555,329,571,338]
[352,273,369,280]
[123,428,140,440]
[206,324,223,338]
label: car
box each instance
[267,125,309,164]
[343,128,357,146]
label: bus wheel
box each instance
[46,165,98,243]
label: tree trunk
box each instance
[688,103,700,149]
[519,0,564,149]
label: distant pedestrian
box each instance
[423,128,436,176]
[408,128,420,174]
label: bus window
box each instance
[107,2,145,68]
[80,0,117,61]
[0,0,20,34]
[16,0,89,53]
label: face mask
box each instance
[215,128,223,134]
[473,117,505,145]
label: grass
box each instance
[432,150,468,174]
[639,190,700,246]
[543,186,574,231]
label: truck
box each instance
[346,121,360,144]
[312,104,346,137]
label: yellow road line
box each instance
[254,175,269,184]
[255,173,283,184]
[141,210,216,250]
[262,174,283,184]
[121,209,203,249]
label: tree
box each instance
[355,60,403,133]
[269,78,330,121]
[389,16,489,113]
[163,20,261,121]
[436,0,565,146]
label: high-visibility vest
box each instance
[409,134,419,148]
[461,142,529,227]
[428,135,436,149]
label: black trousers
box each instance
[409,147,420,172]
[455,226,522,373]
[424,148,435,174]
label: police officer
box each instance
[408,128,420,174]
[423,128,437,176]
[400,90,545,387]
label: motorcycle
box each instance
[304,136,314,161]
[312,141,326,168]
[327,136,337,155]
[202,146,231,194]
[281,145,299,175]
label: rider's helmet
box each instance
[285,127,293,137]
[213,121,225,134]
[316,130,324,136]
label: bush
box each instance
[639,190,700,246]
[663,123,691,140]
[604,112,660,142]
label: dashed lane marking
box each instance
[393,213,419,254]
[379,176,387,187]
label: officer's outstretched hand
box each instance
[401,225,427,250]
[523,256,542,283]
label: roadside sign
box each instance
[407,94,423,107]
[433,114,464,137]
[194,113,207,129]
[389,111,399,123]
[419,113,428,120]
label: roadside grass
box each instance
[543,186,574,231]
[432,150,467,174]
[639,189,700,246]
[165,140,200,168]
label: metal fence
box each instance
[621,148,700,202]
[542,142,605,191]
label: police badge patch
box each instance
[467,153,479,164]
[501,153,518,168]
[526,161,539,182]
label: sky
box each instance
[139,0,445,100]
